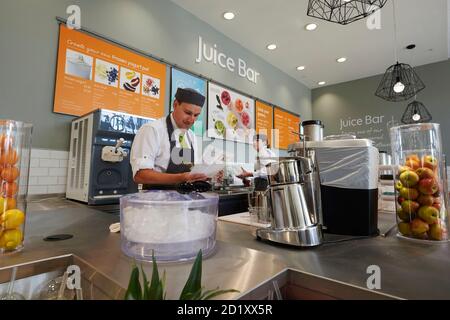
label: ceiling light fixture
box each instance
[337,57,347,63]
[266,44,277,50]
[296,66,305,71]
[305,23,318,31]
[318,81,326,86]
[223,12,235,20]
[307,0,388,25]
[401,100,432,124]
[375,2,425,102]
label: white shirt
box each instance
[254,147,277,176]
[130,114,199,177]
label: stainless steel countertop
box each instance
[3,197,450,300]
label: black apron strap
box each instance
[143,114,195,191]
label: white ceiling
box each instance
[171,0,449,89]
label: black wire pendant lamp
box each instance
[401,100,432,124]
[375,1,425,102]
[307,0,388,25]
[375,62,425,102]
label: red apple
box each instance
[418,178,439,195]
[417,194,435,206]
[399,170,420,187]
[422,155,439,171]
[401,200,420,214]
[410,218,430,235]
[398,196,406,205]
[433,203,442,211]
[415,167,435,180]
[405,159,421,171]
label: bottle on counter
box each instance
[390,123,448,242]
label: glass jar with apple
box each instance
[390,123,448,242]
[0,120,33,254]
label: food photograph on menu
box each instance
[207,82,255,143]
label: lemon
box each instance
[0,197,15,214]
[0,229,23,250]
[2,209,25,229]
[0,197,5,214]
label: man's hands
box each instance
[236,167,253,179]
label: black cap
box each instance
[302,120,324,128]
[175,88,205,107]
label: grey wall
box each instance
[0,0,311,153]
[312,59,450,156]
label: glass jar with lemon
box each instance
[0,120,32,253]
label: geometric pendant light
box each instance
[375,62,425,102]
[307,0,388,25]
[401,100,432,124]
[375,0,426,102]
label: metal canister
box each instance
[301,120,324,141]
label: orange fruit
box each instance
[1,166,19,182]
[1,182,18,197]
[5,197,16,210]
[0,149,18,165]
[0,134,14,151]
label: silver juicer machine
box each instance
[255,153,323,247]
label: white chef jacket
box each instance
[130,114,199,178]
[254,147,277,176]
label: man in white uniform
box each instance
[237,134,276,190]
[130,88,208,189]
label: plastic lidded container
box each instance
[390,123,449,242]
[120,190,219,262]
[0,119,33,254]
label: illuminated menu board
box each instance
[255,101,273,147]
[274,108,301,150]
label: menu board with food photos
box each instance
[274,107,301,150]
[255,101,274,148]
[207,83,255,143]
[53,24,166,118]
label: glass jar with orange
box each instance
[0,120,32,253]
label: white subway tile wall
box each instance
[28,148,69,195]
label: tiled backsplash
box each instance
[28,149,69,195]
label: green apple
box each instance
[417,194,434,206]
[398,222,412,236]
[395,181,404,191]
[399,187,419,200]
[401,200,420,214]
[397,208,414,222]
[398,165,412,175]
[410,218,430,235]
[418,178,439,195]
[422,155,438,171]
[429,221,448,241]
[415,167,435,180]
[399,170,419,187]
[418,206,439,224]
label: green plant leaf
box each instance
[148,251,162,300]
[141,265,150,300]
[179,250,203,300]
[124,264,142,300]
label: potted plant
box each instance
[124,250,239,300]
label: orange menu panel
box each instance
[255,101,273,147]
[53,24,166,118]
[274,108,301,150]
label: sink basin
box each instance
[0,255,125,300]
[238,268,402,300]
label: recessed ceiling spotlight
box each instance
[406,44,416,50]
[296,66,305,71]
[337,57,347,63]
[223,12,235,20]
[267,44,277,50]
[305,23,318,31]
[318,81,326,86]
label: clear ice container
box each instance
[120,190,219,262]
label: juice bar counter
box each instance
[1,198,450,300]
